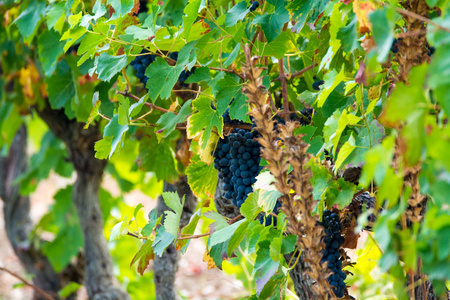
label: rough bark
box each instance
[0,126,61,299]
[285,252,316,300]
[36,105,130,300]
[153,177,197,300]
[0,126,85,299]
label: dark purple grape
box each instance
[312,80,325,90]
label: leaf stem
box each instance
[396,7,450,32]
[117,91,175,114]
[176,233,210,240]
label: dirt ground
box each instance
[0,173,247,300]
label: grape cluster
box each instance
[213,129,261,208]
[259,201,282,227]
[130,50,155,85]
[321,210,346,298]
[249,1,259,12]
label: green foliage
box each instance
[4,0,450,298]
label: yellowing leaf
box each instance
[19,62,40,103]
[353,0,376,33]
[203,249,217,269]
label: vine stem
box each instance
[228,214,243,224]
[207,67,245,80]
[0,267,54,300]
[176,233,210,240]
[396,7,450,33]
[271,63,314,82]
[116,91,175,114]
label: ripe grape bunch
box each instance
[130,50,155,86]
[213,127,261,208]
[321,210,347,298]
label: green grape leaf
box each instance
[45,60,75,109]
[152,225,176,257]
[182,0,206,40]
[338,14,358,53]
[61,27,87,53]
[13,0,46,39]
[253,0,289,42]
[316,67,345,107]
[335,134,356,170]
[96,53,128,82]
[262,32,291,59]
[224,2,249,27]
[38,30,65,76]
[227,220,250,256]
[185,67,212,84]
[46,2,66,33]
[224,43,241,67]
[94,136,113,160]
[161,192,185,237]
[287,0,329,33]
[141,209,163,237]
[309,160,333,200]
[137,136,179,182]
[129,95,148,118]
[208,240,230,269]
[324,178,357,208]
[130,240,155,275]
[187,96,223,150]
[107,0,135,19]
[77,32,107,66]
[84,93,101,129]
[176,212,201,253]
[42,223,83,272]
[156,100,193,138]
[110,215,128,241]
[146,42,197,101]
[58,282,82,298]
[208,219,245,247]
[103,115,129,159]
[215,75,243,116]
[369,7,396,63]
[254,239,279,294]
[204,211,229,231]
[240,192,263,221]
[186,154,218,197]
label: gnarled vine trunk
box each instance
[37,105,130,300]
[0,126,84,300]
